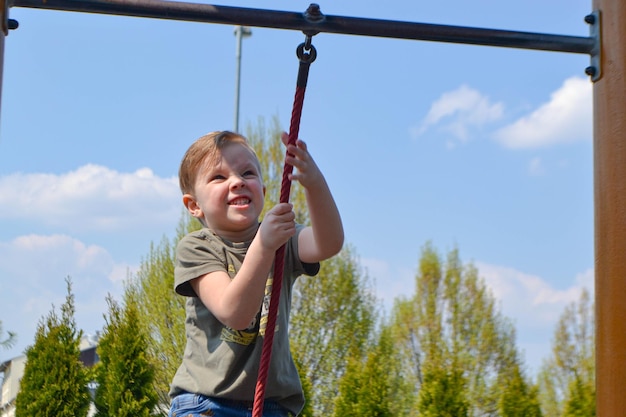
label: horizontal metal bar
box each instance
[9,0,595,55]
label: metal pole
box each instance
[234,26,242,133]
[10,0,595,55]
[593,0,626,415]
[233,26,250,133]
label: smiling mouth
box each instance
[229,197,251,206]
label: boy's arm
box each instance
[283,134,344,263]
[190,203,296,330]
[298,174,344,263]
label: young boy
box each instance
[168,131,344,417]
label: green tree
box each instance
[562,374,595,417]
[333,325,411,417]
[391,243,535,415]
[0,320,16,350]
[497,358,543,416]
[15,277,91,417]
[417,365,469,417]
[538,288,595,417]
[94,292,158,417]
[290,247,378,416]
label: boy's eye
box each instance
[243,170,256,177]
[211,174,226,181]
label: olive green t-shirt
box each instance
[169,224,319,415]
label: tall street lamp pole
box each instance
[234,25,251,133]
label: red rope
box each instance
[252,84,307,417]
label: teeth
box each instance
[230,198,250,206]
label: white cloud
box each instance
[0,164,181,232]
[476,261,593,373]
[0,234,130,361]
[3,234,113,286]
[0,165,179,360]
[411,84,504,143]
[494,77,592,149]
[476,261,592,320]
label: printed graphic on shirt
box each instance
[219,272,278,345]
[260,276,280,337]
[220,328,256,345]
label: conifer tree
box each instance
[333,326,412,417]
[497,362,543,416]
[417,365,469,417]
[15,277,91,417]
[94,293,158,417]
[562,375,595,417]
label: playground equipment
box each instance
[1,1,624,415]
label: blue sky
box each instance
[1,0,593,376]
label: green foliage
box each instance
[290,246,379,416]
[562,375,595,417]
[94,293,158,417]
[497,363,543,417]
[417,365,469,417]
[333,326,412,417]
[0,320,16,350]
[15,277,91,417]
[538,288,595,417]
[390,243,536,416]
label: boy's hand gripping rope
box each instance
[251,34,317,417]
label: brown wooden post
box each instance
[593,0,626,415]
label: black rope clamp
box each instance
[295,34,316,88]
[297,37,317,65]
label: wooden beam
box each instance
[593,0,626,415]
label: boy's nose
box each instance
[230,176,246,189]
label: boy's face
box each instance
[184,143,265,240]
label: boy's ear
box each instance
[183,194,203,218]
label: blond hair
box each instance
[178,131,259,195]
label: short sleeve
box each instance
[174,230,232,297]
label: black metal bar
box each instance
[9,0,595,55]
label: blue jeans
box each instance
[168,393,293,417]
